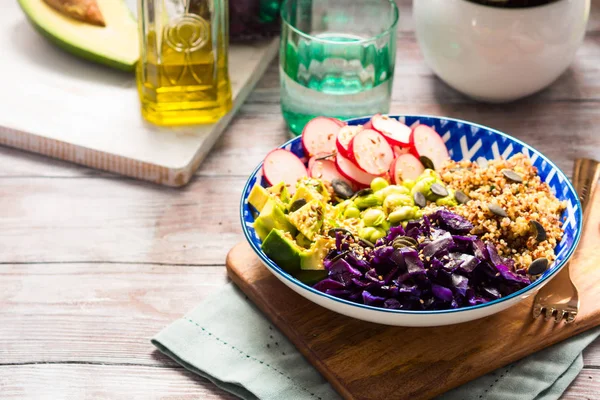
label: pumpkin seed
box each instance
[359,238,375,248]
[454,190,470,204]
[353,188,373,199]
[419,155,435,170]
[502,169,523,183]
[528,258,549,276]
[431,183,449,197]
[413,191,427,208]
[330,250,350,263]
[529,220,547,242]
[393,236,418,249]
[392,241,410,250]
[328,228,354,239]
[487,203,508,218]
[289,199,307,213]
[331,179,355,199]
[476,157,488,169]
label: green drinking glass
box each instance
[280,0,399,136]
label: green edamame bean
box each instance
[369,228,387,242]
[388,206,416,224]
[344,206,361,219]
[420,169,441,180]
[411,176,436,198]
[354,194,381,210]
[380,220,391,232]
[383,193,414,213]
[414,209,424,219]
[362,208,386,227]
[436,188,458,207]
[370,177,389,192]
[402,179,416,190]
[359,227,377,240]
[377,185,409,203]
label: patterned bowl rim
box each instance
[239,114,583,315]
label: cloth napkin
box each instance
[152,284,600,400]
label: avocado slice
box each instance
[300,237,335,271]
[261,229,303,274]
[248,185,271,213]
[288,199,324,241]
[253,199,296,241]
[295,233,313,249]
[267,182,291,204]
[294,270,328,285]
[290,184,323,206]
[18,0,138,71]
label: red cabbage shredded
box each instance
[314,209,531,310]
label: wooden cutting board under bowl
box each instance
[0,1,278,187]
[226,186,600,400]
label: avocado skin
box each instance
[261,229,302,273]
[294,270,328,285]
[17,0,137,72]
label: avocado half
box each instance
[18,0,139,71]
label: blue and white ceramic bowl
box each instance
[240,115,582,327]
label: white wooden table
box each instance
[1,1,600,398]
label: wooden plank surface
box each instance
[1,0,600,398]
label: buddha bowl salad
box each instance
[248,115,566,311]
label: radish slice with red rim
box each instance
[391,154,425,183]
[301,117,344,157]
[309,155,353,187]
[410,125,450,171]
[372,114,412,146]
[393,145,410,157]
[335,153,377,187]
[349,129,394,176]
[262,149,308,194]
[336,125,363,158]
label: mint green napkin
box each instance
[152,284,600,400]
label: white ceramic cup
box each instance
[414,0,590,102]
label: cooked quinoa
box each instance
[435,153,566,270]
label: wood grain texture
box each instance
[0,176,246,264]
[0,364,238,400]
[226,188,600,400]
[0,265,227,366]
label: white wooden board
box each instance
[0,0,278,186]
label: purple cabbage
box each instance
[311,209,531,311]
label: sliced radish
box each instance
[336,153,378,187]
[349,129,394,176]
[263,149,308,194]
[390,154,425,183]
[309,155,353,187]
[410,125,450,171]
[363,119,373,130]
[336,125,363,158]
[393,145,410,157]
[372,115,412,146]
[301,117,344,157]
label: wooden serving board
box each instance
[227,186,600,400]
[0,0,277,187]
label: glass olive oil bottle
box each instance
[137,0,232,126]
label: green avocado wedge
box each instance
[18,0,139,71]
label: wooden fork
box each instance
[532,158,600,323]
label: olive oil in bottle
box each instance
[137,0,232,126]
